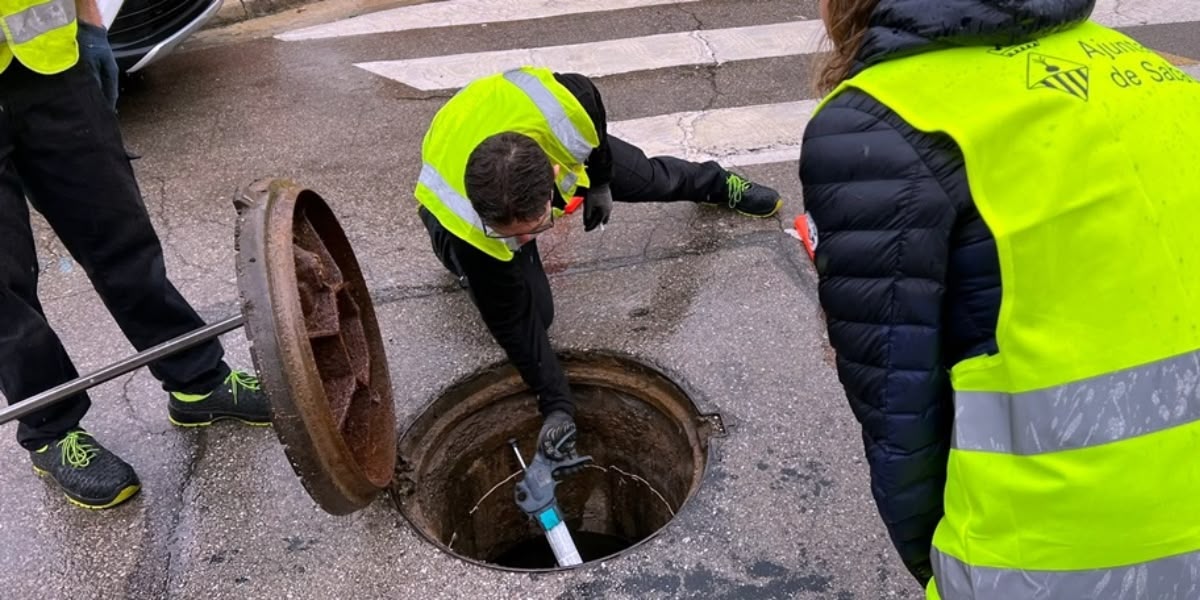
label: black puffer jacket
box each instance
[797,0,1095,584]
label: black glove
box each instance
[77,21,119,110]
[537,410,588,478]
[583,184,612,232]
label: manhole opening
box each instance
[394,352,712,571]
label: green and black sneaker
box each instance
[168,370,271,428]
[30,430,141,510]
[721,173,783,218]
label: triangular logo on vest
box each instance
[1027,53,1090,101]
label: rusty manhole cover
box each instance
[234,179,396,515]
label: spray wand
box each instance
[509,438,592,567]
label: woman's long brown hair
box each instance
[817,0,880,94]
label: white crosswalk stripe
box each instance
[279,0,1200,42]
[276,0,703,41]
[609,101,819,168]
[349,0,1197,93]
[282,0,1200,167]
[356,21,827,92]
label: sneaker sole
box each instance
[735,198,784,219]
[168,414,271,428]
[33,466,141,510]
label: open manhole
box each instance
[232,179,716,567]
[392,352,718,571]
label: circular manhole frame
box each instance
[390,350,719,572]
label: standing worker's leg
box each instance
[15,63,224,393]
[0,90,91,450]
[0,65,140,509]
[11,63,268,431]
[607,136,782,217]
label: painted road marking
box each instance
[610,45,1199,168]
[283,0,1200,43]
[351,1,1200,92]
[355,20,827,91]
[301,0,1200,167]
[1093,0,1200,27]
[277,0,703,41]
[609,100,818,168]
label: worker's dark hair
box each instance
[465,132,555,226]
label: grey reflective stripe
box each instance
[502,69,594,163]
[0,0,75,44]
[953,349,1200,455]
[560,171,578,196]
[932,547,1200,599]
[418,163,517,251]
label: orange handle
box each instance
[794,214,817,261]
[565,196,584,214]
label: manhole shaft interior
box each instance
[393,352,713,571]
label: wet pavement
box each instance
[2,1,1199,598]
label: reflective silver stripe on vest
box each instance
[418,162,518,250]
[933,547,1200,599]
[502,69,594,163]
[560,171,578,195]
[953,349,1200,455]
[0,0,75,44]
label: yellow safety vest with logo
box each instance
[817,20,1200,600]
[0,0,79,75]
[415,66,601,262]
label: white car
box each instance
[98,0,223,73]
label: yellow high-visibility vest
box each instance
[817,21,1200,599]
[0,0,80,75]
[415,66,600,261]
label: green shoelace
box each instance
[226,370,261,405]
[58,431,99,469]
[726,174,751,209]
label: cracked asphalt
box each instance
[2,1,1198,598]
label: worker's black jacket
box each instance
[444,73,611,418]
[797,0,1094,584]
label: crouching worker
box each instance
[416,66,781,466]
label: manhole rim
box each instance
[390,349,717,573]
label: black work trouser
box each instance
[605,136,729,206]
[0,62,229,450]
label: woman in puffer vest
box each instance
[799,0,1200,595]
